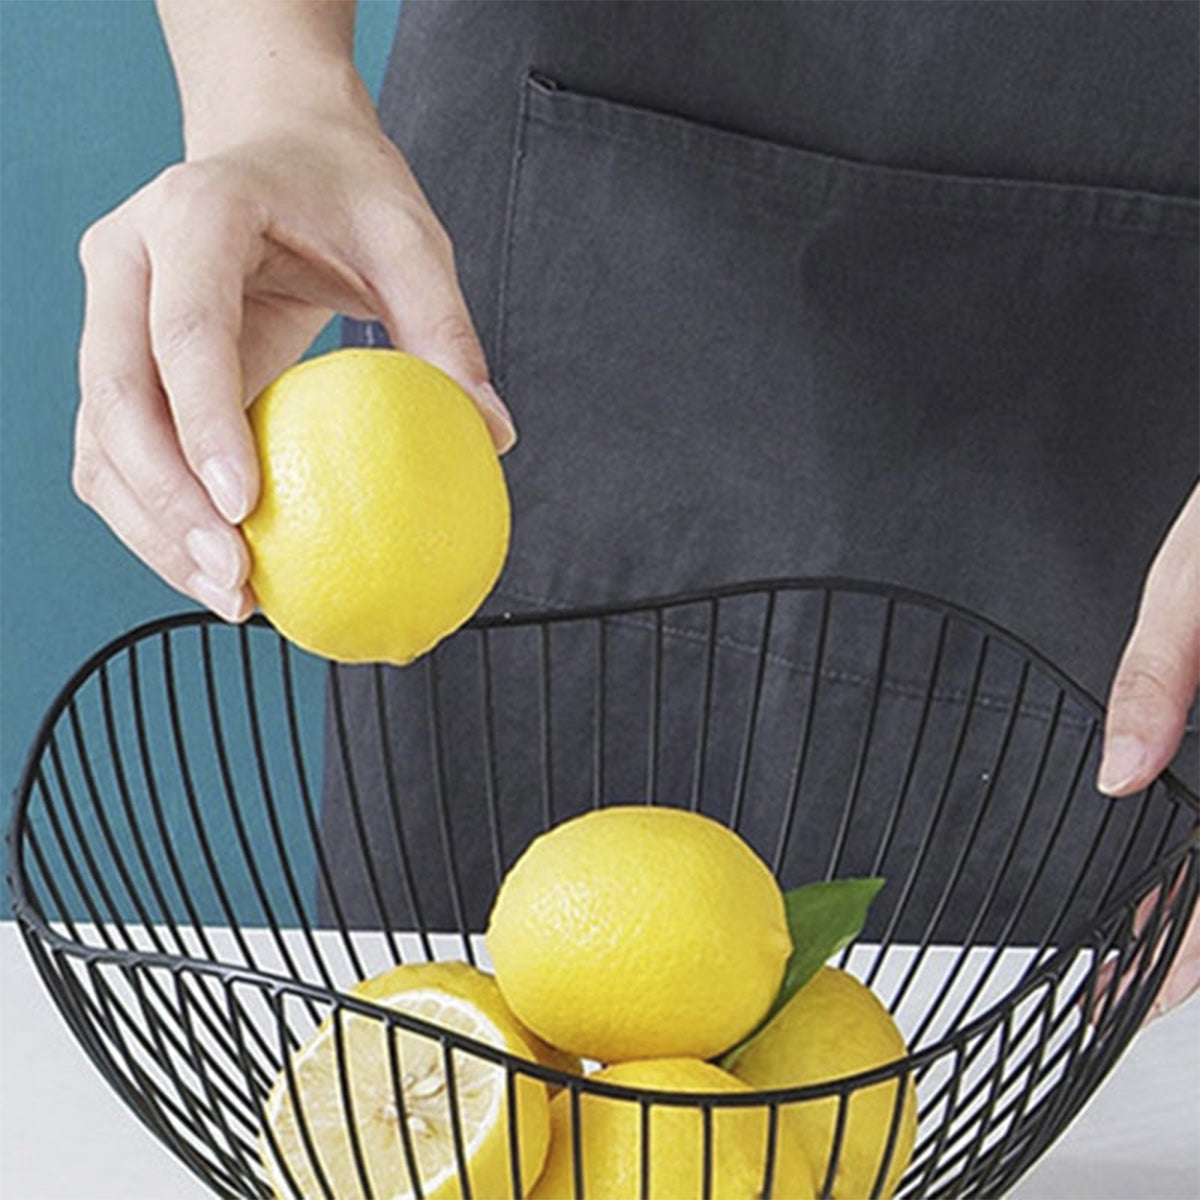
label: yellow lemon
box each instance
[261,981,549,1199]
[728,967,918,1200]
[529,1058,817,1200]
[350,961,583,1084]
[243,349,509,664]
[486,806,792,1063]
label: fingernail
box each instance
[1155,951,1200,1021]
[186,528,241,591]
[188,572,247,623]
[1097,735,1150,795]
[201,456,252,524]
[473,383,518,454]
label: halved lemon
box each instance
[261,987,550,1199]
[350,962,582,1085]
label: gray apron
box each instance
[320,2,1198,937]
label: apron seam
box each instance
[525,110,1199,244]
[489,585,1099,731]
[493,71,534,393]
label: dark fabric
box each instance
[320,1,1198,937]
[316,585,1195,949]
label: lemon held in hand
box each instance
[728,967,917,1200]
[243,349,510,664]
[486,806,793,1063]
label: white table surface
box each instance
[2,920,1197,1200]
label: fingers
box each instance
[76,460,253,624]
[76,133,515,640]
[1098,484,1200,795]
[1148,900,1200,1020]
[76,210,253,620]
[1090,884,1171,1019]
[364,195,517,454]
[1089,876,1200,1026]
[146,174,261,521]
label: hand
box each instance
[1096,482,1200,1019]
[1091,875,1200,1026]
[73,101,515,623]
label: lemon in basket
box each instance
[350,961,582,1084]
[727,967,918,1200]
[261,969,550,1199]
[243,348,510,665]
[528,1057,818,1200]
[486,806,793,1063]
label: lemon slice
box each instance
[261,988,550,1199]
[351,962,582,1087]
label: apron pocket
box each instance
[318,73,1196,938]
[492,71,1197,704]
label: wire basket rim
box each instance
[10,576,1199,868]
[7,576,1198,1106]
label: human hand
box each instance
[1090,872,1199,1026]
[1096,482,1200,1019]
[73,85,514,623]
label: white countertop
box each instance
[2,921,1196,1200]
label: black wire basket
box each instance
[8,579,1198,1199]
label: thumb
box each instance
[1098,486,1200,796]
[367,221,517,455]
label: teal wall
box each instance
[1,0,401,908]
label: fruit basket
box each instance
[8,578,1198,1199]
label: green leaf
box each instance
[718,877,885,1069]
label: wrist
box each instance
[180,54,378,160]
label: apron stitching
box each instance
[489,586,1097,730]
[490,79,1197,736]
[526,112,1198,244]
[494,71,535,391]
